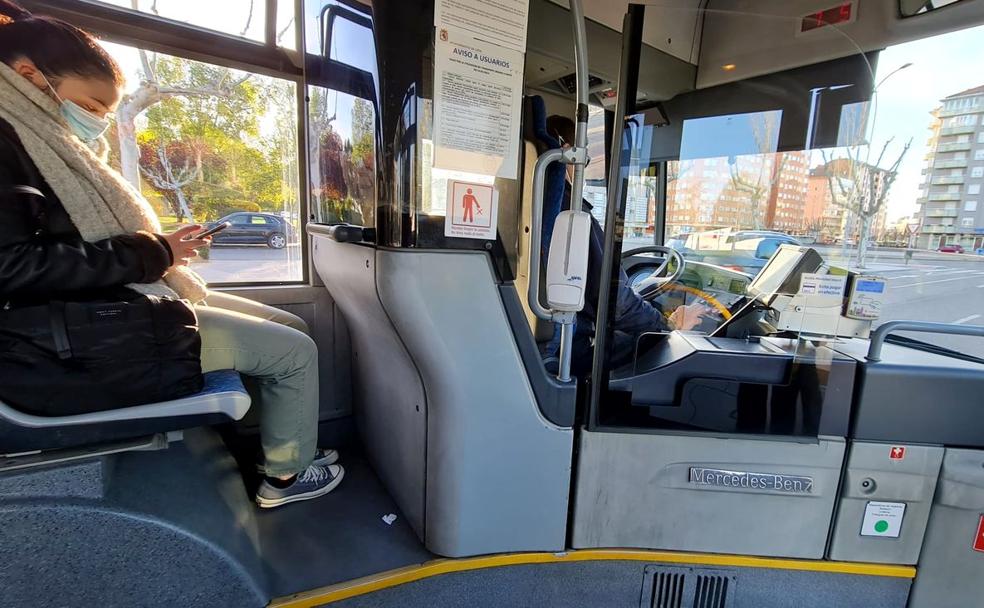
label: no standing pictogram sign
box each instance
[444,180,498,240]
[890,446,906,460]
[974,515,984,553]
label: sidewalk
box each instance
[823,254,984,274]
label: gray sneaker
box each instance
[257,448,339,474]
[256,464,345,509]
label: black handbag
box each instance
[0,295,204,416]
[0,180,204,416]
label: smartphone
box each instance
[192,222,231,240]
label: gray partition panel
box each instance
[312,237,428,539]
[572,429,846,558]
[375,250,573,557]
[828,442,943,565]
[498,284,576,427]
[908,448,984,608]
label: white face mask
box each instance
[40,73,112,142]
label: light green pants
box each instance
[196,291,318,477]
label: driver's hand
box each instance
[668,302,712,331]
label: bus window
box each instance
[638,23,984,358]
[662,109,797,278]
[826,24,984,357]
[308,88,376,226]
[582,105,609,226]
[95,0,296,48]
[99,41,303,283]
[321,5,375,74]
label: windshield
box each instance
[611,7,984,358]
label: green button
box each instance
[874,520,889,533]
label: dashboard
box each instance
[625,256,753,332]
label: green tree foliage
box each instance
[135,56,295,221]
[308,89,376,226]
[351,98,374,168]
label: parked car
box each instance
[665,234,689,251]
[207,212,295,249]
[674,230,802,277]
[938,244,965,253]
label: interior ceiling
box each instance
[546,0,705,64]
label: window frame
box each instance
[23,0,378,288]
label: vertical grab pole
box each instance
[557,318,576,381]
[568,0,590,213]
[587,4,645,425]
[554,0,590,383]
[527,0,591,382]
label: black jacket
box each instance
[0,118,173,306]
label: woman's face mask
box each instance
[40,73,113,142]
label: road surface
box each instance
[192,244,304,284]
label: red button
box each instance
[974,515,984,553]
[890,446,906,460]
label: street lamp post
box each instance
[876,62,913,90]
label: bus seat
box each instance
[526,95,566,257]
[0,370,250,454]
[515,95,566,344]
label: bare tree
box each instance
[799,215,823,240]
[140,144,199,220]
[115,0,255,189]
[729,153,788,230]
[820,136,911,268]
[727,112,784,230]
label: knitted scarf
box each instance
[0,62,207,303]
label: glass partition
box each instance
[587,4,984,436]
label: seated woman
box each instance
[0,0,341,509]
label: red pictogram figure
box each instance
[461,188,483,223]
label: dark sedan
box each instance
[208,212,294,249]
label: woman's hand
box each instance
[161,225,210,267]
[668,301,710,331]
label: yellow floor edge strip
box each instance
[269,549,917,607]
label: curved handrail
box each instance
[867,320,984,362]
[527,148,565,321]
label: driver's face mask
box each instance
[40,73,112,143]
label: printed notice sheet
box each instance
[433,28,524,179]
[434,0,530,53]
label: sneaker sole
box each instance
[256,467,345,509]
[256,450,339,474]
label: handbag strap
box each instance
[48,300,72,360]
[0,119,49,229]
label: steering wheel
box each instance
[621,245,733,321]
[621,246,686,298]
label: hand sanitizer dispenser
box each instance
[545,210,592,313]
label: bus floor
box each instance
[218,426,435,598]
